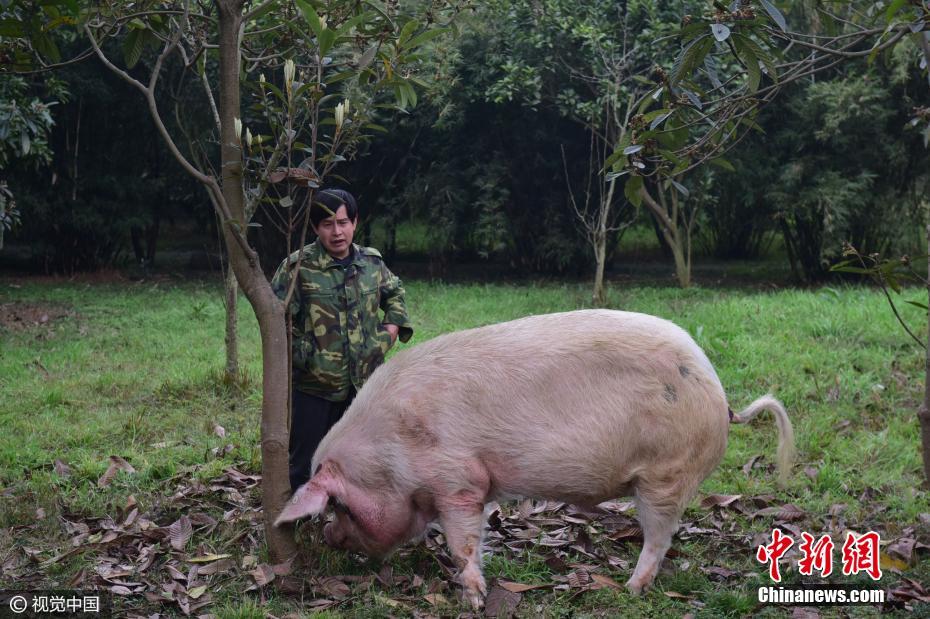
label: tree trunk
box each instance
[592,230,606,306]
[216,0,295,562]
[639,186,691,288]
[224,266,240,383]
[671,241,690,288]
[919,221,930,486]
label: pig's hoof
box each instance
[463,589,485,610]
[625,578,649,595]
[460,568,487,609]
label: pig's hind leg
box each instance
[436,493,488,609]
[626,477,692,593]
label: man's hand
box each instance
[383,323,399,344]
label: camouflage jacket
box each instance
[271,241,413,401]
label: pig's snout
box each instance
[322,522,347,548]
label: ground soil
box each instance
[0,301,74,331]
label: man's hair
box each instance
[310,189,358,228]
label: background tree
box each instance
[634,0,930,481]
[0,73,66,250]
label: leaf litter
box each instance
[4,454,927,617]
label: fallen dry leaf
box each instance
[196,558,235,576]
[886,537,916,564]
[484,584,521,618]
[169,516,193,551]
[497,580,550,593]
[423,593,449,606]
[250,564,275,587]
[754,503,806,522]
[53,459,71,478]
[880,551,909,572]
[700,494,742,510]
[188,553,232,564]
[589,573,622,590]
[742,455,763,477]
[318,576,350,599]
[97,456,136,487]
[566,569,593,589]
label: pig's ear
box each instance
[274,481,329,526]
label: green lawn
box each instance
[0,277,927,617]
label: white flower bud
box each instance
[334,101,344,130]
[284,59,296,95]
[234,117,242,141]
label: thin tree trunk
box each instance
[639,185,691,288]
[216,0,295,562]
[671,241,690,288]
[593,230,606,306]
[224,266,240,382]
[919,221,930,485]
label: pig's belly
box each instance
[472,381,729,505]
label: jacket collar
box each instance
[307,240,365,270]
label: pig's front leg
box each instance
[437,499,487,609]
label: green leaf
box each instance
[356,44,378,69]
[318,28,336,57]
[336,11,373,37]
[657,117,688,151]
[657,149,682,167]
[401,80,417,108]
[709,157,735,172]
[397,19,419,46]
[624,176,644,207]
[670,179,689,197]
[759,0,787,32]
[671,34,713,85]
[123,27,145,68]
[295,0,322,38]
[363,123,388,133]
[885,0,908,24]
[33,31,61,63]
[324,69,357,85]
[404,27,448,50]
[739,116,765,133]
[604,149,625,171]
[248,0,278,22]
[732,34,761,92]
[830,265,874,274]
[0,19,24,37]
[677,21,709,43]
[905,300,929,311]
[734,33,777,82]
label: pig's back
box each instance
[332,310,730,504]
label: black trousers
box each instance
[289,388,355,492]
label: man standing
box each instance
[271,189,413,492]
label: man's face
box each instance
[313,204,357,259]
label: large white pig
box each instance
[275,310,794,607]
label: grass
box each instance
[0,276,928,616]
